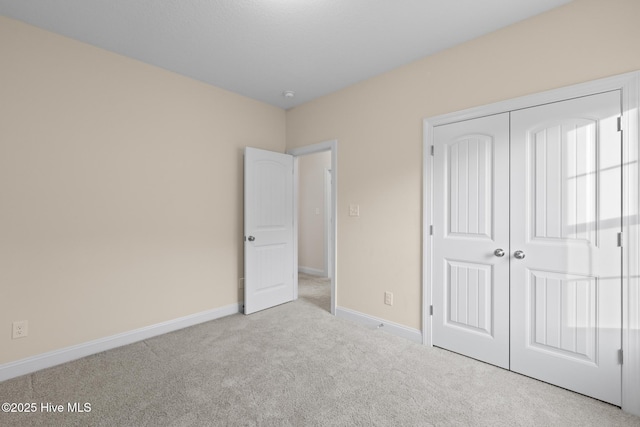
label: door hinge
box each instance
[619,349,623,364]
[617,232,624,247]
[429,225,433,235]
[430,145,434,156]
[617,116,622,132]
[429,305,433,316]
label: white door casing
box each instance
[324,168,333,279]
[510,91,622,405]
[432,113,510,369]
[244,147,295,315]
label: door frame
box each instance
[288,140,338,315]
[324,167,333,278]
[423,71,640,415]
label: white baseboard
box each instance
[298,266,325,276]
[335,306,423,344]
[0,303,240,383]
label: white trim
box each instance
[287,140,338,316]
[298,266,325,276]
[621,73,640,416]
[324,167,333,278]
[292,156,300,302]
[423,118,434,348]
[336,307,423,344]
[423,70,640,416]
[427,71,640,127]
[0,303,240,382]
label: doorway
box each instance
[288,140,338,315]
[297,151,331,278]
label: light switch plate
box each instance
[349,204,360,217]
[384,292,393,306]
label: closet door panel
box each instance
[510,90,622,405]
[432,113,510,369]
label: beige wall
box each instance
[0,16,285,364]
[298,151,331,274]
[286,0,640,329]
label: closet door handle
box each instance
[514,250,525,259]
[247,236,255,242]
[494,249,505,257]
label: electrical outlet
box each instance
[12,320,28,339]
[384,292,393,306]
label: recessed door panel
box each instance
[448,136,493,239]
[528,270,597,364]
[255,244,288,295]
[530,120,597,243]
[254,161,290,230]
[445,260,493,336]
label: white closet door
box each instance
[510,91,622,405]
[432,113,510,368]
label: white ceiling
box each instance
[0,0,571,109]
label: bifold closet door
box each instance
[509,91,623,405]
[432,113,510,369]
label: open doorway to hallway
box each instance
[298,151,331,278]
[288,139,337,315]
[297,150,332,312]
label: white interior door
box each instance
[244,147,295,315]
[432,113,510,369]
[510,91,622,405]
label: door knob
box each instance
[494,249,505,257]
[514,250,525,259]
[247,236,255,242]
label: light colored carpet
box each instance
[1,274,639,426]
